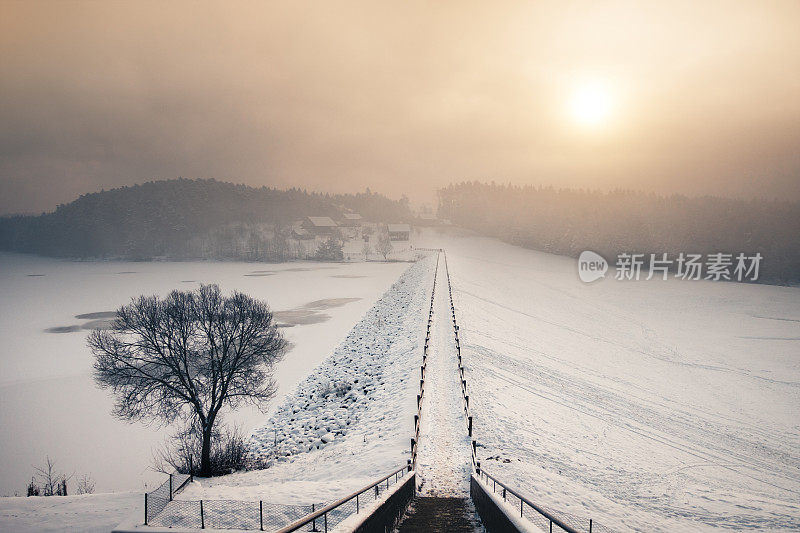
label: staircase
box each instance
[395,497,483,532]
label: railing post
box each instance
[476,461,480,475]
[189,454,194,482]
[411,438,416,457]
[468,416,473,436]
[169,473,173,501]
[356,493,359,513]
[324,512,328,533]
[144,492,148,525]
[407,459,411,471]
[311,503,318,532]
[259,500,263,531]
[590,518,593,532]
[200,499,205,529]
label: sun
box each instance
[568,82,614,128]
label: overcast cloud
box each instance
[1,0,799,214]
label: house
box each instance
[292,227,314,240]
[417,213,439,226]
[302,216,338,236]
[387,223,411,241]
[339,213,363,227]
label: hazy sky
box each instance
[1,0,799,214]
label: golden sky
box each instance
[1,0,799,213]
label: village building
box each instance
[302,216,338,236]
[417,213,439,226]
[387,223,411,241]
[291,227,314,240]
[338,213,363,227]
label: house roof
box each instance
[387,224,411,233]
[342,213,362,220]
[306,216,338,227]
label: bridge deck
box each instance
[416,257,473,496]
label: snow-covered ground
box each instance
[246,255,432,467]
[417,230,800,532]
[149,254,435,529]
[4,230,798,532]
[0,491,139,533]
[0,253,410,497]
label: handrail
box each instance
[478,469,582,533]
[446,251,597,533]
[412,250,439,468]
[442,251,479,470]
[275,464,412,533]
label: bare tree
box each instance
[361,241,371,261]
[376,232,393,260]
[76,474,95,495]
[154,421,247,476]
[90,284,287,476]
[34,456,71,496]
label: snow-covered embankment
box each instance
[179,254,436,503]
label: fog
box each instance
[2,0,799,214]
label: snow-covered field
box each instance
[421,231,800,532]
[0,491,139,533]
[0,252,410,497]
[3,230,797,532]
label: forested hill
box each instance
[438,182,800,284]
[0,179,412,259]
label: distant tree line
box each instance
[0,179,412,260]
[437,182,800,284]
[25,456,95,497]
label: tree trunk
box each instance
[200,424,213,476]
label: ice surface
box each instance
[0,252,409,496]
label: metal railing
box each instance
[276,464,414,533]
[475,469,613,533]
[144,469,322,531]
[411,250,440,468]
[442,252,479,469]
[144,471,192,525]
[443,251,610,533]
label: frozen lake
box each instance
[0,253,409,496]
